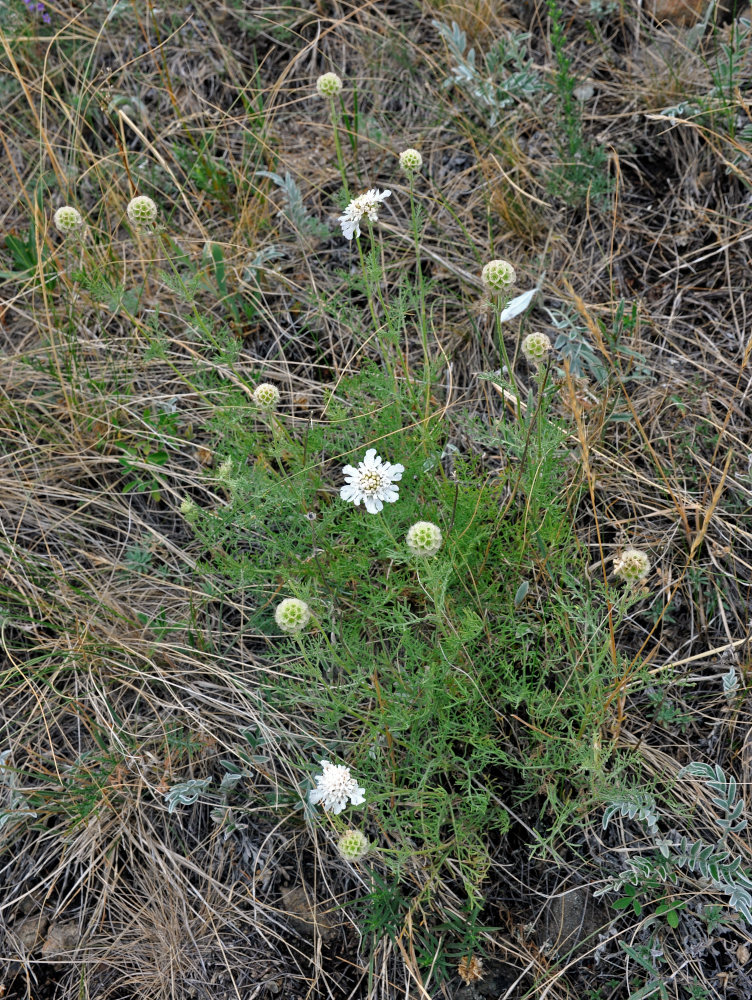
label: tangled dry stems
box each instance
[1,0,751,997]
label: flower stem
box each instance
[329,98,350,200]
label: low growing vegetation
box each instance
[1,1,751,998]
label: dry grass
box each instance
[2,0,752,997]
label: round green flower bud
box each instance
[253,382,280,409]
[521,332,551,363]
[614,548,651,583]
[481,259,516,293]
[406,521,443,557]
[126,195,158,228]
[399,148,423,174]
[53,206,83,235]
[316,72,343,98]
[275,597,311,633]
[337,830,369,862]
[217,457,233,482]
[180,497,198,522]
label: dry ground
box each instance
[1,1,752,998]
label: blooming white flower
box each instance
[337,829,370,861]
[399,148,423,174]
[481,259,516,293]
[316,72,342,97]
[53,206,83,235]
[338,188,391,240]
[253,382,280,409]
[521,332,551,363]
[406,521,443,557]
[275,598,311,633]
[309,760,365,814]
[127,195,158,228]
[340,448,404,514]
[614,548,651,583]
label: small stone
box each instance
[279,886,338,943]
[13,914,49,953]
[647,0,715,25]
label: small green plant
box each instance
[598,763,752,926]
[612,876,686,928]
[433,19,545,125]
[117,442,170,502]
[621,937,671,1000]
[659,20,752,183]
[722,664,740,700]
[546,0,612,207]
[3,4,750,1000]
[257,169,330,239]
[2,219,57,290]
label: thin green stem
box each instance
[329,98,350,200]
[409,178,431,425]
[493,299,521,413]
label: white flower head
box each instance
[399,148,423,174]
[406,521,443,557]
[338,188,391,241]
[316,72,342,97]
[309,760,365,814]
[337,830,370,862]
[521,332,551,363]
[275,598,311,633]
[253,382,280,409]
[340,448,404,514]
[481,259,516,293]
[127,195,158,229]
[614,548,651,583]
[53,206,83,235]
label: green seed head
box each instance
[406,521,443,557]
[53,206,83,235]
[481,259,516,293]
[127,195,158,228]
[316,72,343,98]
[253,383,280,409]
[521,332,551,362]
[275,598,311,633]
[337,830,369,862]
[399,148,423,174]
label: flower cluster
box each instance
[217,457,233,483]
[179,497,198,523]
[614,548,651,583]
[481,259,516,293]
[521,332,551,363]
[253,383,280,409]
[458,955,484,985]
[23,0,51,24]
[399,148,423,174]
[316,72,343,98]
[127,195,158,229]
[309,761,366,814]
[53,206,83,236]
[338,188,391,241]
[274,598,311,633]
[340,448,404,514]
[337,830,370,862]
[406,521,443,557]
